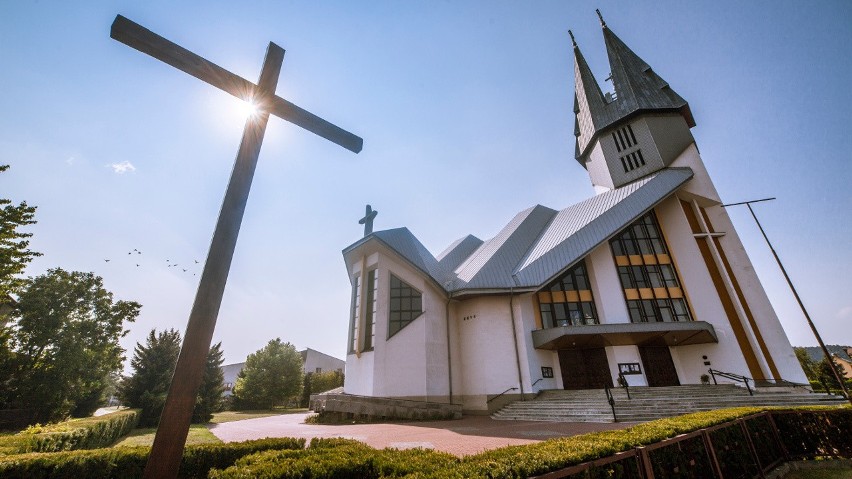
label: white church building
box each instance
[340,16,807,414]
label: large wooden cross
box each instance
[110,15,362,479]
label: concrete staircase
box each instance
[491,384,846,423]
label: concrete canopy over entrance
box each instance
[531,321,717,350]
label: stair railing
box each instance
[617,372,631,399]
[604,384,618,422]
[708,368,753,396]
[487,387,518,404]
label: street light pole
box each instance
[721,197,851,404]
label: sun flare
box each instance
[238,99,260,119]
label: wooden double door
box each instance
[558,348,613,390]
[639,346,680,387]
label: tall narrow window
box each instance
[610,211,692,323]
[363,269,378,350]
[348,275,361,354]
[537,261,598,328]
[388,274,423,338]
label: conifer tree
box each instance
[119,329,182,427]
[192,341,225,423]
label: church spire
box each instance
[573,11,695,165]
[601,19,695,129]
[571,33,608,165]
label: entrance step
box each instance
[491,385,846,423]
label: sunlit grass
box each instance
[209,408,308,424]
[113,425,220,447]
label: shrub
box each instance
[0,437,306,479]
[0,409,139,455]
[209,439,457,479]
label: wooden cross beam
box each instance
[110,15,362,479]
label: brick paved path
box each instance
[209,413,633,456]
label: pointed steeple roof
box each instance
[573,12,695,166]
[572,33,609,161]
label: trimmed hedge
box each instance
[2,406,849,479]
[208,406,852,479]
[208,439,458,479]
[0,437,306,479]
[0,409,140,455]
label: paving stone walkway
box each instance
[209,413,634,456]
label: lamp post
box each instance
[721,198,850,404]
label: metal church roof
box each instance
[573,21,695,164]
[343,167,694,297]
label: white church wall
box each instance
[585,141,615,193]
[345,351,375,396]
[670,144,722,203]
[671,145,807,383]
[704,205,809,384]
[454,296,523,411]
[655,196,754,382]
[424,283,451,401]
[515,293,560,392]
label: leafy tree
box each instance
[192,341,225,423]
[301,370,344,407]
[233,339,303,409]
[794,347,817,380]
[311,370,344,395]
[0,164,42,298]
[4,268,139,422]
[816,355,848,392]
[119,329,182,427]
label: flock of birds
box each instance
[103,249,202,275]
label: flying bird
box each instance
[104,259,110,262]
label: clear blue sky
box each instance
[2,1,850,370]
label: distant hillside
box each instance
[797,345,851,362]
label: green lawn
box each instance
[113,424,221,447]
[110,408,308,447]
[209,408,308,424]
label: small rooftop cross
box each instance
[110,15,362,479]
[359,204,378,236]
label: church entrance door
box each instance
[639,346,680,387]
[558,348,613,390]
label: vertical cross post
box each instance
[359,204,378,236]
[142,44,283,479]
[110,15,362,479]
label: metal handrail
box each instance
[708,368,753,396]
[487,387,518,404]
[604,384,618,422]
[709,368,816,395]
[617,373,631,400]
[531,378,545,389]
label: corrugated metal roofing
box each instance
[436,234,483,272]
[513,167,693,287]
[451,205,557,290]
[342,167,694,295]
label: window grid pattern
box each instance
[610,211,693,324]
[537,261,599,328]
[389,274,423,338]
[348,275,361,353]
[363,269,378,350]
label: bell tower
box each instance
[573,11,697,193]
